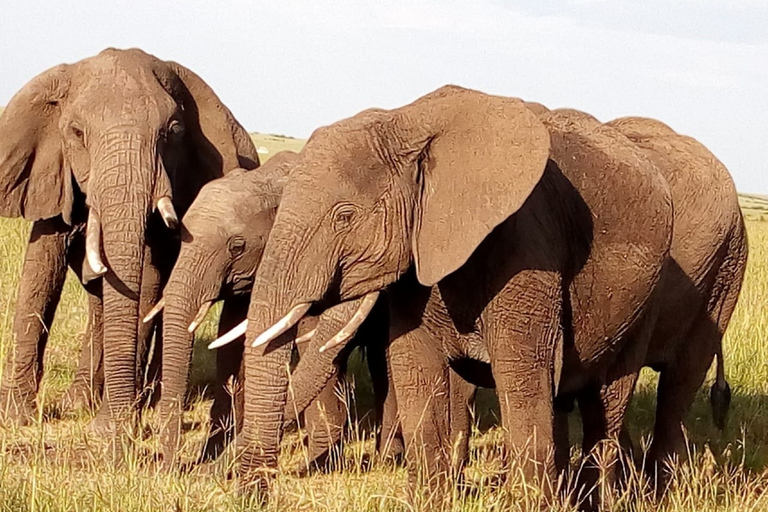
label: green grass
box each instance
[2,141,768,508]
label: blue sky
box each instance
[1,0,766,191]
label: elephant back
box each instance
[540,109,674,373]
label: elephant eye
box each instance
[70,123,85,143]
[332,204,358,233]
[228,236,246,257]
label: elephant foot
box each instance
[0,388,37,427]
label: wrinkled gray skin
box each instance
[233,86,674,501]
[156,151,402,471]
[0,48,258,430]
[285,294,480,475]
[591,117,747,478]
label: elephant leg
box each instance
[486,270,561,494]
[448,369,476,475]
[554,408,571,475]
[61,282,104,413]
[367,340,404,463]
[201,296,248,462]
[577,370,639,512]
[650,319,718,469]
[389,325,452,506]
[0,218,69,426]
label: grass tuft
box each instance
[2,205,768,510]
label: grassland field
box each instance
[1,132,768,510]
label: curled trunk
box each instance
[284,316,351,423]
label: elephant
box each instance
[595,117,747,473]
[146,151,401,470]
[209,85,675,500]
[0,48,259,430]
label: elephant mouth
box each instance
[207,291,380,352]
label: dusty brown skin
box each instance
[231,86,673,500]
[0,48,259,429]
[285,300,480,476]
[597,117,747,471]
[155,152,401,471]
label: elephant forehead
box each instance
[68,57,176,126]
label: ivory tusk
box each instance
[85,208,108,277]
[208,320,248,349]
[319,292,379,353]
[251,303,312,348]
[143,297,165,323]
[156,196,179,229]
[188,301,213,333]
[295,327,317,344]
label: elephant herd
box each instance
[0,48,748,507]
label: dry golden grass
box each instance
[2,177,768,509]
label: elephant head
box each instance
[146,151,296,459]
[0,48,259,422]
[219,85,551,488]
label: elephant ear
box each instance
[402,86,551,286]
[164,61,260,179]
[0,65,74,222]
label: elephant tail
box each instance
[709,348,731,431]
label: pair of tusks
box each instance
[206,291,380,354]
[84,197,178,277]
[206,302,311,350]
[142,298,212,334]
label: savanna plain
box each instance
[2,131,768,511]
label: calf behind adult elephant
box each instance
[0,48,259,429]
[152,151,398,469]
[211,86,674,499]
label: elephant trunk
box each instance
[158,256,207,462]
[285,329,347,424]
[91,132,153,421]
[239,213,336,491]
[240,272,302,489]
[283,299,372,424]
